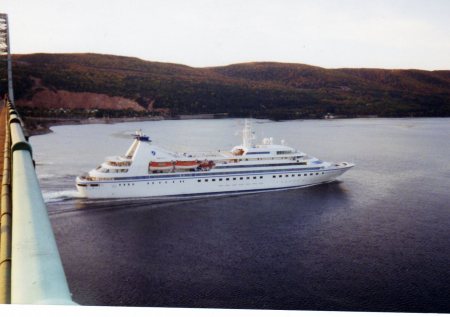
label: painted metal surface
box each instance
[11,149,75,304]
[0,106,12,303]
[10,123,76,305]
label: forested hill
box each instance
[6,53,450,119]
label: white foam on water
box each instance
[38,173,58,179]
[43,190,81,203]
[35,161,55,166]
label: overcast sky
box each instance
[1,0,449,69]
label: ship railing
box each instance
[106,155,132,163]
[4,97,77,304]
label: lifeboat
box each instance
[199,160,215,170]
[149,161,173,171]
[174,160,199,170]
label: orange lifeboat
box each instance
[174,160,199,170]
[149,161,173,171]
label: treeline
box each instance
[17,106,159,119]
[7,53,450,119]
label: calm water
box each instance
[30,118,450,312]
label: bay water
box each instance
[30,118,450,312]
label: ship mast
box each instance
[242,119,255,148]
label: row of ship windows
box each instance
[273,172,324,178]
[106,161,131,167]
[244,151,295,155]
[229,156,302,162]
[197,172,325,182]
[89,180,187,187]
[118,180,188,186]
[198,176,263,182]
[97,167,129,173]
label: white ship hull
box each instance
[76,164,352,199]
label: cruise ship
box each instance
[76,121,354,199]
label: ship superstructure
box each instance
[76,121,354,198]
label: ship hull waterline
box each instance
[76,165,353,199]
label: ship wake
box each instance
[43,190,82,203]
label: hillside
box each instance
[4,53,450,119]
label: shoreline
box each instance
[25,114,448,137]
[25,116,165,136]
[25,113,230,136]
